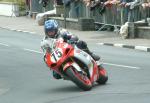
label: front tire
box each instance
[96,65,108,84]
[65,67,92,91]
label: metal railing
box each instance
[66,2,150,27]
[30,1,150,28]
[91,4,150,26]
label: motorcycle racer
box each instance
[41,19,100,79]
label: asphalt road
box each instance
[0,28,150,103]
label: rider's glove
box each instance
[62,34,71,42]
[68,35,79,44]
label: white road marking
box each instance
[103,62,140,70]
[0,42,9,47]
[16,30,22,32]
[135,46,148,51]
[23,48,42,54]
[22,49,140,69]
[22,48,140,70]
[98,43,104,45]
[114,43,124,47]
[29,32,36,34]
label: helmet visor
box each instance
[47,31,56,37]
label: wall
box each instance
[49,17,95,31]
[0,2,19,17]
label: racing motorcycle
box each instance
[42,38,108,91]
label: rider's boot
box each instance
[52,71,62,79]
[85,48,100,61]
[76,40,101,65]
[85,48,102,69]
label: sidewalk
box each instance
[0,16,150,52]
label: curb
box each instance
[98,43,150,52]
[0,26,36,34]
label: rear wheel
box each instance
[65,67,92,91]
[96,65,108,84]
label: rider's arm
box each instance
[59,28,79,42]
[40,38,52,53]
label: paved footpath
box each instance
[0,16,150,52]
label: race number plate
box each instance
[51,48,63,63]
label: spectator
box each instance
[142,0,150,8]
[119,0,141,22]
[111,0,121,4]
[40,0,49,7]
[25,0,31,16]
[69,0,82,18]
[119,0,129,24]
[119,0,141,39]
[55,0,64,5]
[85,0,107,15]
[104,0,113,6]
[124,0,141,9]
[103,0,120,7]
[141,0,150,22]
[83,0,91,6]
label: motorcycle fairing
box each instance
[63,61,82,72]
[73,46,97,79]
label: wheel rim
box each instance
[73,69,92,86]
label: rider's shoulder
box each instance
[58,28,73,36]
[58,28,68,33]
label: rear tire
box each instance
[96,65,108,84]
[65,67,92,91]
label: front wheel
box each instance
[65,67,92,91]
[96,65,108,84]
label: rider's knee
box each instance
[76,40,87,50]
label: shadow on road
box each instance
[41,84,83,94]
[50,85,83,92]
